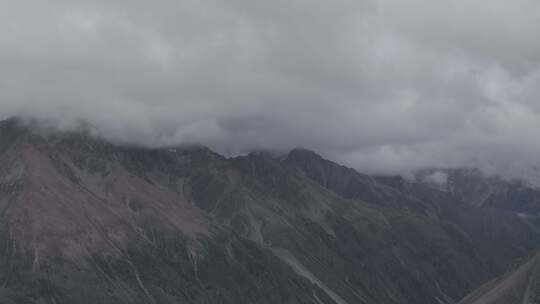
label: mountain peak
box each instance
[286,148,325,161]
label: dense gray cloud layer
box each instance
[1,0,540,177]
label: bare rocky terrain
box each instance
[458,252,540,304]
[1,118,539,304]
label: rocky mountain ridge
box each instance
[412,167,540,215]
[0,118,539,304]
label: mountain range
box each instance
[0,117,539,304]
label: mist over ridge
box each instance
[2,0,540,178]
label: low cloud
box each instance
[1,0,540,178]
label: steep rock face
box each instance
[283,149,540,300]
[0,119,539,304]
[458,253,540,304]
[0,124,328,304]
[183,151,540,303]
[2,138,210,259]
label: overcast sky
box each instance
[1,0,540,176]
